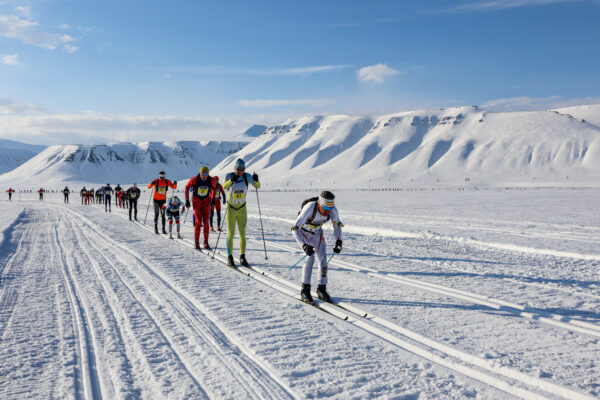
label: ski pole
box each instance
[327,253,335,264]
[288,253,307,271]
[143,188,154,226]
[212,206,228,259]
[183,206,190,224]
[254,183,268,259]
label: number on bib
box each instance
[197,187,209,196]
[232,191,245,204]
[157,187,166,194]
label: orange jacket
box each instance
[148,178,177,200]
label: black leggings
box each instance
[153,199,166,227]
[129,199,138,219]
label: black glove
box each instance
[173,180,177,185]
[333,239,343,254]
[185,199,191,208]
[222,198,226,204]
[252,173,259,182]
[302,244,315,256]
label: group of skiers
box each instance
[4,157,344,304]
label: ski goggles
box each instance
[159,173,166,178]
[201,172,208,177]
[321,205,333,210]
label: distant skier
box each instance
[126,183,141,221]
[80,187,87,204]
[38,188,45,201]
[210,176,226,231]
[63,186,70,203]
[104,184,114,212]
[223,158,260,267]
[162,196,186,239]
[114,184,122,206]
[185,166,214,249]
[148,171,177,234]
[7,188,14,201]
[292,191,343,304]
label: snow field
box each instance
[0,188,599,399]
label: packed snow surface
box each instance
[1,187,599,399]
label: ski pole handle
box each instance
[288,253,307,271]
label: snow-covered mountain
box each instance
[212,105,600,187]
[0,139,46,175]
[0,141,247,186]
[235,124,267,141]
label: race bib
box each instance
[197,187,209,196]
[157,186,166,194]
[232,191,245,204]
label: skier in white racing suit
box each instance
[292,190,343,304]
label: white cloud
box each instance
[63,44,79,53]
[0,98,44,114]
[0,111,286,145]
[14,6,31,18]
[1,53,19,65]
[0,13,77,50]
[481,95,600,111]
[164,73,172,79]
[449,0,583,13]
[168,65,350,76]
[357,63,403,83]
[59,23,70,30]
[238,99,335,108]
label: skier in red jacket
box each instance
[210,176,226,231]
[185,166,214,249]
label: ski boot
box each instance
[317,285,332,303]
[169,233,173,239]
[217,226,222,232]
[155,224,159,234]
[204,241,211,250]
[227,255,235,267]
[301,284,313,304]
[210,227,215,232]
[162,227,167,235]
[177,233,182,239]
[134,217,138,222]
[195,241,200,250]
[239,254,249,267]
[129,216,132,221]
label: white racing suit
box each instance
[293,202,343,285]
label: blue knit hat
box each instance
[234,158,245,170]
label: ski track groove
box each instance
[52,211,106,400]
[255,238,600,339]
[104,208,587,399]
[62,208,211,399]
[63,206,297,400]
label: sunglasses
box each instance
[321,205,333,211]
[201,173,208,176]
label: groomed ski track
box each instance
[105,204,592,399]
[1,192,599,399]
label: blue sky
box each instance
[1,0,599,144]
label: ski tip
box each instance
[343,316,348,321]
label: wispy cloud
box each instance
[0,97,44,114]
[168,65,350,76]
[1,53,19,65]
[357,63,403,83]
[238,99,335,108]
[0,110,285,145]
[0,11,77,50]
[322,18,399,28]
[63,44,79,53]
[481,95,600,111]
[448,0,584,13]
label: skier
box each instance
[6,188,14,201]
[292,191,343,304]
[38,188,45,201]
[147,171,177,234]
[210,176,226,231]
[126,183,141,221]
[63,186,70,203]
[104,183,114,212]
[80,187,87,204]
[223,158,260,267]
[162,196,186,239]
[90,188,96,204]
[184,166,213,249]
[114,184,122,206]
